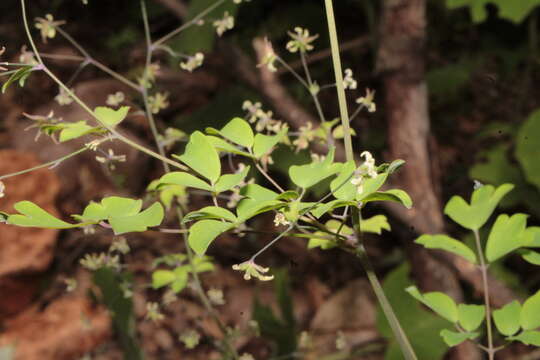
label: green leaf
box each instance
[59,121,97,142]
[178,131,221,183]
[362,189,413,209]
[206,136,254,158]
[207,117,254,148]
[307,219,352,250]
[415,234,477,264]
[240,184,279,201]
[444,183,514,231]
[446,0,540,23]
[357,173,389,201]
[253,126,288,158]
[493,300,521,336]
[406,286,459,322]
[457,304,485,332]
[289,147,342,189]
[158,171,213,192]
[485,213,528,262]
[188,220,233,255]
[509,331,540,346]
[214,165,250,193]
[152,270,176,289]
[361,215,391,234]
[440,329,478,347]
[2,65,33,93]
[521,250,540,265]
[516,109,540,189]
[236,199,284,222]
[170,268,189,293]
[94,106,130,127]
[330,160,356,200]
[7,201,76,229]
[183,206,237,223]
[108,202,164,235]
[521,290,540,330]
[310,199,356,218]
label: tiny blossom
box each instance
[227,187,242,208]
[239,354,255,360]
[54,87,74,106]
[64,278,77,292]
[85,139,101,151]
[309,81,320,96]
[95,148,127,171]
[343,69,357,90]
[298,331,313,349]
[273,212,291,227]
[335,331,347,350]
[80,253,107,271]
[207,288,225,305]
[146,302,164,322]
[232,260,274,281]
[286,27,318,53]
[179,330,201,349]
[146,62,161,83]
[158,127,186,149]
[109,237,130,254]
[293,121,315,152]
[179,52,204,72]
[148,92,169,114]
[0,181,5,198]
[162,289,178,305]
[35,14,65,43]
[19,45,38,66]
[257,38,278,72]
[356,88,376,113]
[242,100,262,123]
[213,12,234,37]
[106,91,125,107]
[120,281,133,298]
[83,225,96,235]
[310,153,326,162]
[473,180,484,190]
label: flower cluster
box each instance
[273,212,291,227]
[232,260,274,281]
[179,330,201,349]
[34,14,65,43]
[242,100,284,133]
[145,302,164,322]
[80,252,120,271]
[95,148,127,171]
[293,121,316,152]
[286,27,318,53]
[213,12,234,37]
[350,151,378,194]
[180,52,204,72]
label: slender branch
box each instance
[0,146,88,180]
[153,0,228,47]
[250,225,294,261]
[55,26,91,59]
[474,229,495,360]
[89,58,141,91]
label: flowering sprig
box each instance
[34,14,65,43]
[351,151,378,194]
[232,260,274,281]
[54,87,74,106]
[213,12,234,37]
[106,91,125,107]
[95,149,127,171]
[286,27,318,53]
[147,92,169,114]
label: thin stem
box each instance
[352,208,418,360]
[40,53,85,62]
[474,229,495,360]
[349,103,365,123]
[250,225,294,261]
[89,58,141,91]
[0,146,88,180]
[153,0,228,47]
[55,26,91,59]
[141,0,169,172]
[324,0,353,162]
[254,161,285,193]
[276,56,310,89]
[20,0,43,64]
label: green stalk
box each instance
[324,1,417,359]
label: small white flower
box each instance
[54,87,74,106]
[233,260,274,281]
[286,27,318,53]
[343,68,357,90]
[351,151,377,194]
[180,52,204,72]
[147,92,169,114]
[356,88,376,113]
[257,38,278,72]
[273,213,291,227]
[213,12,234,37]
[34,14,65,43]
[0,181,5,198]
[106,91,125,107]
